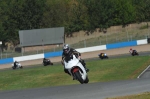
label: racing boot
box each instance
[64,69,71,76]
[80,59,89,72]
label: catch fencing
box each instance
[0,39,147,65]
[0,22,150,59]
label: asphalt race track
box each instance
[0,78,150,99]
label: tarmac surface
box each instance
[0,78,150,99]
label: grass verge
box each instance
[0,56,150,91]
[107,92,150,99]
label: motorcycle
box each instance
[63,55,89,84]
[131,50,139,56]
[43,59,53,66]
[12,62,23,69]
[98,53,109,59]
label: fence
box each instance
[0,39,147,65]
[0,22,150,59]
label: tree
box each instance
[1,0,46,49]
[0,0,12,51]
[41,0,69,28]
[66,0,88,33]
[83,0,103,31]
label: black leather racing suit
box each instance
[14,61,19,68]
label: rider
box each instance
[43,58,48,63]
[99,52,107,57]
[61,44,89,75]
[129,48,133,54]
[104,53,107,56]
[129,48,137,54]
[14,60,19,68]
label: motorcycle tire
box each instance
[74,71,84,84]
[84,76,89,84]
[50,63,53,65]
[12,67,16,70]
[136,53,139,55]
[20,66,23,69]
[106,56,109,59]
[99,56,102,59]
[43,63,47,66]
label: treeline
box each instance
[0,0,150,48]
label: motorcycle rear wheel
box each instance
[20,66,23,69]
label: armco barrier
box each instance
[76,45,106,53]
[44,51,63,58]
[13,54,44,62]
[0,39,148,65]
[137,39,147,45]
[106,40,137,49]
[0,58,13,64]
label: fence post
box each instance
[99,40,101,45]
[125,27,129,41]
[21,47,24,56]
[105,34,108,44]
[0,50,2,59]
[84,40,86,47]
[0,41,2,59]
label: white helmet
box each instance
[63,44,70,54]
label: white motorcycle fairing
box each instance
[64,55,87,81]
[12,63,23,69]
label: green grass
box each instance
[0,56,150,91]
[107,92,150,99]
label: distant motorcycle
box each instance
[98,53,109,59]
[130,50,139,56]
[12,63,23,69]
[43,59,53,66]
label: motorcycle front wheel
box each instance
[43,63,47,66]
[84,76,89,84]
[12,67,16,70]
[74,71,84,84]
